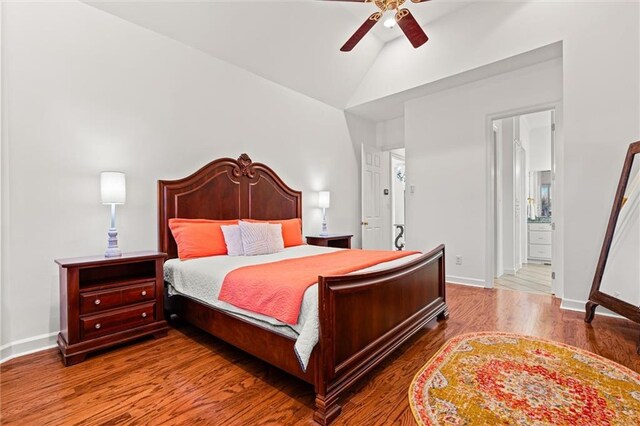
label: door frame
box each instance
[513,139,527,273]
[485,102,563,297]
[493,122,504,278]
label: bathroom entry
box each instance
[493,110,555,295]
[390,149,406,250]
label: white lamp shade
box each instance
[101,172,126,204]
[318,191,330,209]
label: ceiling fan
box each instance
[328,0,431,52]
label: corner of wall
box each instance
[0,332,58,364]
[0,0,8,350]
[446,276,487,288]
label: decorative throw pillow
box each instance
[238,221,284,256]
[243,218,303,247]
[220,225,244,256]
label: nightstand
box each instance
[55,251,168,366]
[306,234,353,249]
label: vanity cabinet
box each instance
[528,222,552,262]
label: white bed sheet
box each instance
[164,245,422,371]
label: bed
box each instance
[158,154,448,425]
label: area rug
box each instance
[409,332,640,426]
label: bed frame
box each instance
[158,154,448,425]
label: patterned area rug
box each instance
[409,332,640,426]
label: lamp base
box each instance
[105,227,122,258]
[105,247,122,258]
[319,210,329,237]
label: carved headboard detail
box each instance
[158,154,302,260]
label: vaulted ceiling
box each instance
[85,0,472,109]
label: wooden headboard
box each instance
[158,154,302,260]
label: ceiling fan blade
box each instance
[340,12,382,52]
[410,0,432,3]
[396,9,429,48]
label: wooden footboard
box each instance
[313,244,447,425]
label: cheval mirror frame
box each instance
[585,140,640,354]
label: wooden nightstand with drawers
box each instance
[55,251,168,366]
[306,234,353,249]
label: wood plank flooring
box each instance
[2,284,639,425]
[494,263,552,295]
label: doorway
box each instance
[361,145,406,251]
[492,109,556,295]
[390,149,406,251]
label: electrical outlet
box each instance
[455,255,463,266]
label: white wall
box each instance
[521,111,552,172]
[405,58,563,287]
[529,126,552,172]
[375,117,404,150]
[0,1,361,360]
[344,112,377,249]
[0,0,6,349]
[364,1,639,306]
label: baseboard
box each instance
[0,332,58,364]
[446,275,487,288]
[502,268,516,276]
[560,298,624,319]
[1,298,622,364]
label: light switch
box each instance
[410,185,416,193]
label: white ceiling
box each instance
[84,0,473,109]
[346,42,563,121]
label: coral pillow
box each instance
[238,222,284,256]
[169,218,238,260]
[243,218,303,247]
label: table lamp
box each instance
[100,172,126,258]
[319,191,330,237]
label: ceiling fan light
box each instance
[383,17,396,29]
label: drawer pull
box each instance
[142,312,147,318]
[94,299,101,305]
[141,290,147,296]
[95,323,101,330]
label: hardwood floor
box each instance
[2,284,639,425]
[494,263,552,295]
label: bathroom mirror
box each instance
[586,141,640,354]
[528,170,552,219]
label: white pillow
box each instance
[220,225,244,256]
[238,221,284,256]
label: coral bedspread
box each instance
[218,249,419,324]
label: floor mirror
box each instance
[585,140,640,354]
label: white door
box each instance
[362,144,384,249]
